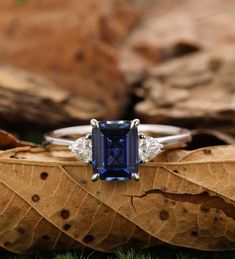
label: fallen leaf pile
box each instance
[0,131,234,254]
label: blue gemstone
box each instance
[92,120,139,180]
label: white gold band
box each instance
[44,124,191,149]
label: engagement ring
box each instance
[44,119,191,181]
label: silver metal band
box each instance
[44,124,191,149]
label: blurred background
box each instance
[0,0,235,143]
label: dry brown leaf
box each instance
[0,144,234,253]
[0,129,36,150]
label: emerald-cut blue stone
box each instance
[92,120,139,180]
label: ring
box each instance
[44,119,192,181]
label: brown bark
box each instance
[0,65,105,128]
[0,0,140,119]
[118,0,235,82]
[0,0,235,123]
[135,46,235,135]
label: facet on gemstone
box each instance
[69,137,92,163]
[139,136,162,162]
[92,120,139,180]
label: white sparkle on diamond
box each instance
[139,136,162,162]
[69,137,92,163]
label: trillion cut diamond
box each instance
[69,137,92,163]
[139,136,162,162]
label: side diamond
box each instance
[139,136,162,162]
[69,137,92,163]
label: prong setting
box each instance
[92,173,100,182]
[131,173,140,181]
[85,133,92,140]
[139,133,146,139]
[130,119,140,129]
[90,119,99,128]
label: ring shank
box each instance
[44,124,191,149]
